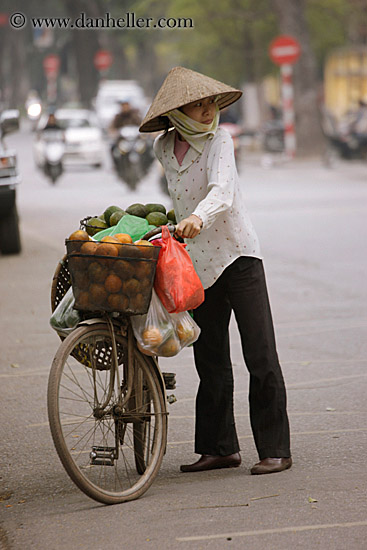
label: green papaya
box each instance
[103,205,123,225]
[86,217,108,236]
[109,210,127,226]
[146,212,168,226]
[126,203,148,218]
[167,209,177,224]
[145,203,166,215]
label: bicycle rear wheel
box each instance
[47,323,167,504]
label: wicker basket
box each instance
[66,239,160,315]
[50,255,125,370]
[51,255,71,313]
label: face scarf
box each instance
[166,103,220,154]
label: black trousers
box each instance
[192,257,291,460]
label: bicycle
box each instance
[47,227,174,504]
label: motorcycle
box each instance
[261,118,285,153]
[321,107,367,164]
[35,129,65,184]
[111,125,154,190]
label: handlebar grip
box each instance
[141,223,176,242]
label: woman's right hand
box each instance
[175,214,203,239]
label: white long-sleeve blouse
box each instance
[153,127,262,289]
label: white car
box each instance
[34,109,104,168]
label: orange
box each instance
[122,278,140,296]
[114,259,134,280]
[119,243,142,259]
[140,277,152,293]
[68,251,86,270]
[68,229,90,242]
[89,283,107,306]
[107,293,129,312]
[73,269,90,290]
[176,322,195,343]
[135,240,155,258]
[76,290,90,310]
[101,235,121,245]
[130,292,147,312]
[135,239,153,246]
[114,233,133,244]
[95,242,119,257]
[142,326,163,347]
[104,273,122,293]
[134,261,152,280]
[88,261,108,283]
[137,341,157,357]
[159,337,180,357]
[80,241,98,255]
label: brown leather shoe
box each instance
[250,457,292,475]
[180,453,241,473]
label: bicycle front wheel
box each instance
[47,323,167,504]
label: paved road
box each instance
[1,126,367,549]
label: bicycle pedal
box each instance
[167,394,177,404]
[163,372,176,390]
[90,446,117,466]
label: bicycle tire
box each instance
[47,323,167,504]
[133,379,151,474]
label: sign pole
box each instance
[43,54,60,105]
[47,75,57,105]
[280,63,296,158]
[269,35,301,159]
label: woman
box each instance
[139,67,291,475]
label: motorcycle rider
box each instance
[42,110,62,131]
[110,100,141,134]
[110,100,142,167]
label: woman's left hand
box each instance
[175,214,203,239]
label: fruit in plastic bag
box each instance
[158,336,180,357]
[142,327,163,347]
[131,291,200,358]
[176,321,195,344]
[171,310,201,347]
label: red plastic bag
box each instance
[154,226,204,313]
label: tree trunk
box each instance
[64,0,100,107]
[7,28,30,108]
[271,0,324,155]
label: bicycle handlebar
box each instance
[141,223,176,242]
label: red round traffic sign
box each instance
[0,13,8,26]
[93,50,113,71]
[43,54,60,76]
[269,35,301,65]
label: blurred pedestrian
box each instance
[140,67,292,475]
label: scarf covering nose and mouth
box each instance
[166,103,220,154]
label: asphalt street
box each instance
[1,125,367,550]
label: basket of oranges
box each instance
[66,229,161,315]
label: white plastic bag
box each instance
[170,310,201,348]
[50,288,81,336]
[131,290,200,357]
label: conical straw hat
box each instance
[139,66,242,133]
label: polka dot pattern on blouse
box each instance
[153,128,261,289]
